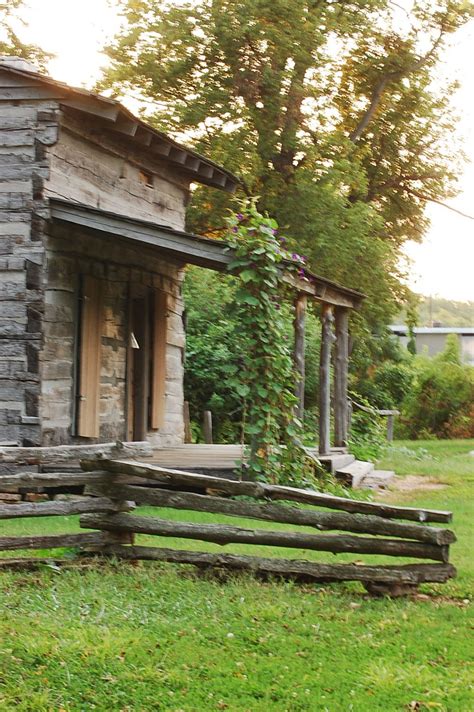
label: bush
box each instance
[348,396,387,461]
[183,266,243,441]
[352,336,415,410]
[401,335,474,439]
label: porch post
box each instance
[334,306,349,447]
[319,303,334,455]
[293,293,307,420]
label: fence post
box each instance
[183,401,192,443]
[386,414,395,442]
[203,410,213,444]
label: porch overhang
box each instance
[50,199,364,309]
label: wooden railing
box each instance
[349,399,400,442]
[0,448,456,595]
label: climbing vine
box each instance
[226,200,316,487]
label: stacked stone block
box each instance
[0,102,59,446]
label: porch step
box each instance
[335,460,374,488]
[317,452,356,474]
[360,470,396,490]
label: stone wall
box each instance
[1,79,190,450]
[41,223,185,447]
[0,101,60,446]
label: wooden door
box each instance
[77,275,103,438]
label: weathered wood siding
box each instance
[44,115,189,230]
[41,223,185,447]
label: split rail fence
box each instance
[0,444,457,595]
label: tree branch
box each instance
[402,187,474,220]
[349,29,445,143]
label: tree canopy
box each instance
[0,1,51,69]
[101,0,472,358]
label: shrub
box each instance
[401,336,474,439]
[348,395,387,461]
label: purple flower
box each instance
[232,226,238,233]
[237,213,244,221]
[297,268,305,277]
[279,237,287,245]
[292,253,299,261]
[272,228,278,235]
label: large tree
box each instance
[0,1,51,69]
[101,0,472,355]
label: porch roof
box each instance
[50,198,364,309]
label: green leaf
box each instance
[240,270,257,283]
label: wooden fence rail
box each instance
[0,448,458,596]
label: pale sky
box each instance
[13,0,474,304]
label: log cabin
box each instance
[0,57,363,458]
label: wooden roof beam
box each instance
[113,112,139,136]
[197,163,214,179]
[211,171,227,188]
[224,177,238,193]
[185,156,201,171]
[61,96,120,122]
[134,127,153,146]
[169,147,187,164]
[151,138,171,157]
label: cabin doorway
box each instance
[127,286,168,441]
[127,290,151,441]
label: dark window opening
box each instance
[138,169,154,188]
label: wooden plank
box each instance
[0,497,120,520]
[82,459,453,523]
[150,289,167,430]
[183,402,192,443]
[77,275,103,437]
[103,545,457,584]
[0,471,109,490]
[80,512,448,561]
[0,531,111,552]
[293,294,307,420]
[282,272,363,309]
[88,484,455,545]
[0,557,101,571]
[0,441,153,464]
[334,307,349,447]
[387,414,395,442]
[318,304,334,455]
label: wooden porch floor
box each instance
[146,444,348,472]
[148,444,245,470]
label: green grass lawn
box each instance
[0,439,473,711]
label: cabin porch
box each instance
[49,200,364,454]
[145,444,394,490]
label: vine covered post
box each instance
[319,303,334,455]
[334,306,349,447]
[225,200,314,487]
[293,293,307,421]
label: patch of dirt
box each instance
[384,475,447,493]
